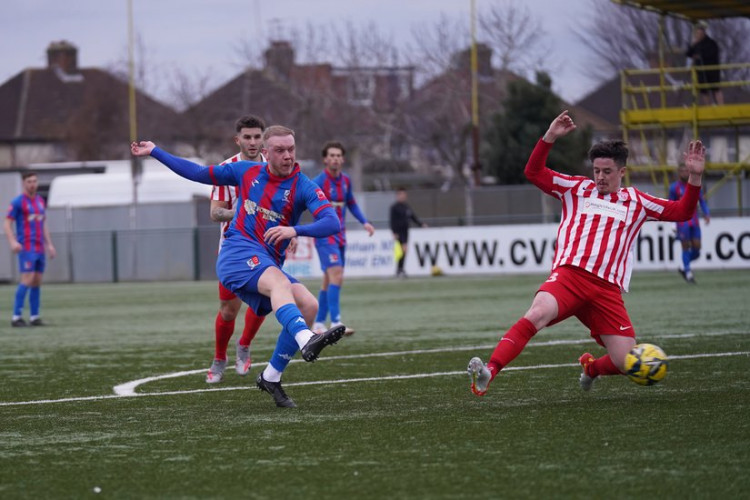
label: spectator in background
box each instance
[389,187,427,278]
[687,20,724,105]
[4,172,56,327]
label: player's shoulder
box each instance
[220,153,242,165]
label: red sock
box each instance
[487,317,538,379]
[586,355,622,377]
[239,308,265,347]
[214,313,235,361]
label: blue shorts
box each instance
[315,242,345,271]
[18,251,45,274]
[676,223,701,242]
[216,238,298,317]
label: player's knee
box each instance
[329,267,344,284]
[523,306,553,330]
[219,301,240,321]
[299,297,317,324]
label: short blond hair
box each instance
[263,125,295,146]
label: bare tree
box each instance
[403,3,546,186]
[580,1,750,82]
[479,0,549,76]
[408,13,468,84]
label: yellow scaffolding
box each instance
[612,0,750,215]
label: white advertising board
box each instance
[283,217,750,278]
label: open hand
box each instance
[684,140,705,176]
[543,110,577,143]
[131,141,155,157]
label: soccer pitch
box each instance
[1,270,748,498]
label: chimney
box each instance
[264,41,295,80]
[451,44,493,78]
[47,40,79,74]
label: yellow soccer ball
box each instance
[624,343,668,386]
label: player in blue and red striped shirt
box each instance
[131,125,345,408]
[669,160,710,284]
[311,141,375,336]
[4,172,56,327]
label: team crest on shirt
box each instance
[282,190,290,203]
[316,189,326,201]
[247,256,261,269]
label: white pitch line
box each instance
[0,350,747,408]
[113,330,745,396]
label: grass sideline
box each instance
[0,270,749,498]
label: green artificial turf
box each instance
[0,270,748,499]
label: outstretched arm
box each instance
[542,110,577,144]
[525,111,579,194]
[131,141,235,186]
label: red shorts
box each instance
[218,281,237,302]
[539,265,635,346]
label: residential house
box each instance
[0,41,182,171]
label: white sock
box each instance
[262,365,283,383]
[294,329,314,349]
[30,315,40,321]
[12,315,21,321]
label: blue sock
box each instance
[13,284,28,317]
[690,248,700,261]
[29,287,40,317]
[275,303,308,337]
[315,289,328,323]
[682,249,692,272]
[328,284,341,323]
[269,328,300,372]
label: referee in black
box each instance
[389,187,427,278]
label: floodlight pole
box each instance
[127,0,140,277]
[128,0,140,223]
[465,0,480,226]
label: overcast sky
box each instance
[2,0,604,104]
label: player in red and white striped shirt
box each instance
[468,110,705,396]
[206,115,269,383]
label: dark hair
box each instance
[235,115,266,133]
[321,141,346,158]
[588,140,629,168]
[21,171,38,180]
